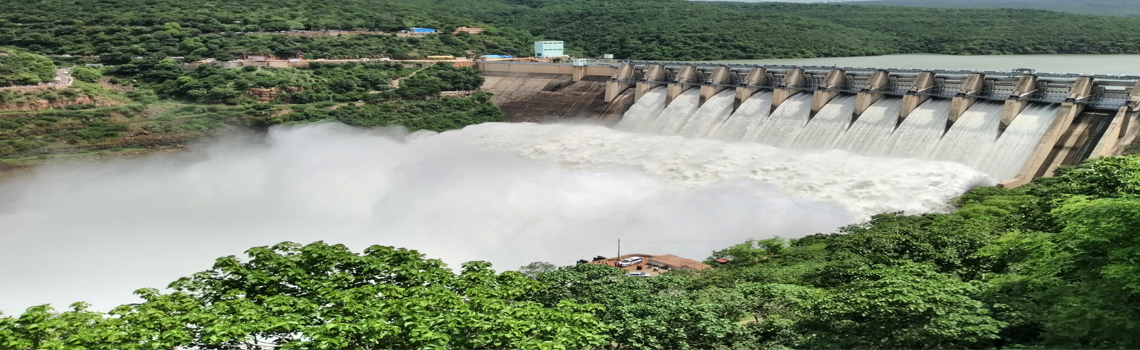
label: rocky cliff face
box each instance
[245,87,303,103]
[0,95,121,112]
[245,88,279,103]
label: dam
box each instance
[478,60,1140,187]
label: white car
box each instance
[618,257,644,267]
[626,272,651,277]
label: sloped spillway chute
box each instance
[616,90,1065,181]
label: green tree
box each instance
[0,303,118,350]
[124,241,610,350]
[70,67,102,83]
[1002,197,1140,348]
[0,48,55,87]
[517,261,558,279]
[800,263,1003,349]
[532,264,741,349]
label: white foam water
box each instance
[709,91,773,141]
[614,86,668,133]
[678,90,736,138]
[653,89,702,135]
[0,122,993,313]
[887,98,952,159]
[749,93,813,147]
[449,123,994,218]
[833,96,901,157]
[932,101,1003,170]
[976,103,1059,180]
[790,95,857,151]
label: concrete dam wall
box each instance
[479,72,633,123]
[475,61,1140,186]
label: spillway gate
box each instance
[605,62,1140,187]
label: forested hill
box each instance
[862,0,1140,18]
[4,0,1140,61]
[450,0,1140,58]
[0,0,541,63]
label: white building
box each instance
[534,41,564,58]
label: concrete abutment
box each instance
[999,75,1039,133]
[734,68,768,112]
[811,69,846,118]
[854,70,890,124]
[771,68,805,114]
[900,72,935,126]
[666,66,699,104]
[947,73,986,132]
[635,64,667,101]
[699,67,733,106]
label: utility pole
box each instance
[617,239,621,259]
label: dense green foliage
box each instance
[396,64,485,99]
[270,92,503,132]
[0,51,501,165]
[0,47,55,87]
[404,0,1140,59]
[123,60,413,104]
[0,242,610,350]
[864,0,1140,18]
[68,67,100,83]
[0,0,538,62]
[7,155,1140,349]
[4,0,1140,62]
[733,3,1140,55]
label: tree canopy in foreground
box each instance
[5,155,1140,349]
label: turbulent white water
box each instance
[446,123,992,216]
[932,101,1003,170]
[710,91,773,141]
[750,93,813,147]
[614,86,668,133]
[678,90,736,138]
[978,103,1059,180]
[626,90,1064,181]
[790,95,856,150]
[888,99,952,159]
[654,89,702,134]
[833,96,901,156]
[0,122,992,313]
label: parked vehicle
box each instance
[618,257,643,267]
[625,272,651,277]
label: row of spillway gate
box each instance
[603,62,1140,187]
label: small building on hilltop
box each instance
[453,27,484,35]
[648,254,711,271]
[579,253,709,276]
[534,40,564,58]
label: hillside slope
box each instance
[405,0,1140,58]
[0,47,56,87]
[863,0,1140,18]
[4,0,1140,61]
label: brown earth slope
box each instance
[479,72,633,124]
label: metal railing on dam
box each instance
[617,60,1140,111]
